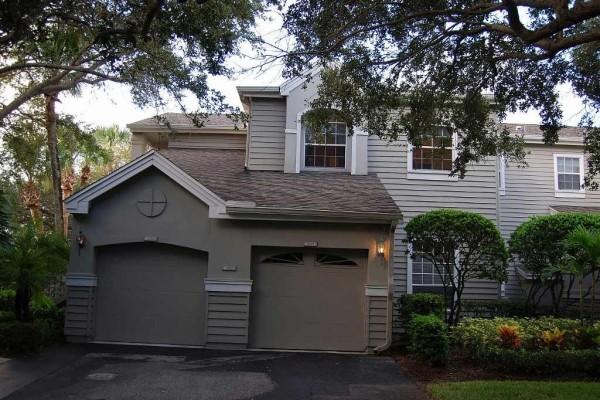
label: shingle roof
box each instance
[550,205,600,214]
[129,113,241,128]
[501,123,584,138]
[160,148,401,216]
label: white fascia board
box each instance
[279,65,322,96]
[236,86,282,101]
[127,124,246,134]
[66,150,226,214]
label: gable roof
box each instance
[127,113,245,131]
[159,148,401,219]
[65,150,226,214]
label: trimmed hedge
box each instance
[0,309,64,356]
[396,293,446,328]
[408,314,450,366]
[476,348,600,376]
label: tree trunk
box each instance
[20,180,44,232]
[61,167,75,235]
[14,284,32,322]
[45,93,64,234]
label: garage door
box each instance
[249,248,367,352]
[95,243,207,346]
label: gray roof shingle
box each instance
[130,113,241,128]
[160,148,401,216]
[550,205,600,214]
[501,123,584,138]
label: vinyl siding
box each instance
[367,296,388,349]
[205,292,250,348]
[64,286,95,341]
[368,135,502,316]
[247,98,286,171]
[500,144,600,300]
[168,133,246,150]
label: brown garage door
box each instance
[95,243,207,346]
[249,248,367,352]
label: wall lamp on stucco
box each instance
[376,239,385,258]
[76,230,86,254]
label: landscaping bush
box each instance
[0,288,15,311]
[396,293,445,328]
[408,314,450,366]
[477,348,600,376]
[452,317,600,355]
[461,299,538,318]
[0,321,44,356]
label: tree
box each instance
[0,187,10,250]
[509,212,600,315]
[562,226,600,322]
[404,209,508,324]
[0,224,69,321]
[283,1,600,180]
[1,0,272,231]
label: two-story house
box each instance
[63,71,599,353]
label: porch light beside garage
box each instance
[376,239,385,257]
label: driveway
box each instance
[0,344,428,400]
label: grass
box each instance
[428,381,600,400]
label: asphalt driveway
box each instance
[0,344,428,400]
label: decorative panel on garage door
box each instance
[250,248,367,352]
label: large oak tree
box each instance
[1,0,272,232]
[284,1,600,181]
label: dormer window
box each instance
[302,122,347,169]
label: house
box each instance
[63,71,599,352]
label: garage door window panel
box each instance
[260,252,304,265]
[315,253,360,268]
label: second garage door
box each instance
[249,248,367,352]
[95,243,207,346]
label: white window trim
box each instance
[498,155,506,196]
[407,129,458,181]
[553,153,585,198]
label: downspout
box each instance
[495,155,506,299]
[374,220,398,354]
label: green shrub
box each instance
[476,348,600,376]
[0,311,14,322]
[0,321,44,356]
[0,288,15,312]
[453,317,600,354]
[408,314,449,366]
[461,299,537,318]
[396,293,446,328]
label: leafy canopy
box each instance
[284,1,600,180]
[0,0,273,122]
[405,209,508,324]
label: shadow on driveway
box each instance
[1,344,428,400]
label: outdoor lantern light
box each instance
[376,239,385,257]
[76,230,86,248]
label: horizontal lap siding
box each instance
[500,144,600,300]
[206,292,250,348]
[248,98,286,171]
[367,297,388,349]
[168,133,246,150]
[368,136,501,318]
[64,286,95,341]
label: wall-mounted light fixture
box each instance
[76,230,86,255]
[376,239,385,258]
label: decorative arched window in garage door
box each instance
[260,252,304,264]
[315,253,359,267]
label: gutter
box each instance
[225,204,403,224]
[374,219,399,354]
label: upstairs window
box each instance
[554,154,584,198]
[303,122,346,169]
[410,127,453,171]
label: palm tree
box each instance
[0,224,69,321]
[563,226,600,323]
